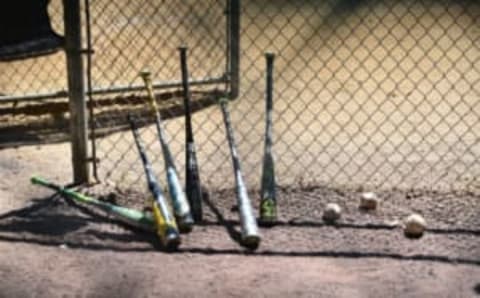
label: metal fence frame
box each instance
[0,0,240,185]
[0,0,240,104]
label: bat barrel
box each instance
[138,70,195,232]
[128,115,182,248]
[219,99,261,249]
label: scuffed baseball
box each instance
[323,203,342,223]
[404,214,427,238]
[359,192,379,210]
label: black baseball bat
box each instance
[179,47,203,222]
[139,71,194,233]
[218,97,261,250]
[259,53,277,225]
[128,114,181,250]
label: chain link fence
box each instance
[1,0,479,195]
[234,0,480,193]
[0,1,67,147]
[0,1,65,99]
[94,0,480,197]
[89,0,231,189]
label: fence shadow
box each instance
[0,90,219,149]
[176,247,480,266]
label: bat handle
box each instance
[139,70,159,112]
[179,47,189,94]
[31,176,49,186]
[265,53,275,111]
[179,46,193,131]
[265,52,275,64]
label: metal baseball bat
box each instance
[179,47,203,222]
[30,176,155,232]
[218,97,261,250]
[139,71,194,233]
[259,53,277,225]
[128,115,181,250]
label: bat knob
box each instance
[218,96,229,105]
[176,214,194,234]
[163,230,181,251]
[139,71,153,85]
[139,69,151,77]
[265,52,275,60]
[241,235,261,251]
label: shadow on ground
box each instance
[0,190,479,267]
[473,283,480,296]
[0,193,161,250]
[474,283,480,295]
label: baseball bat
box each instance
[259,53,277,225]
[30,176,154,232]
[179,47,203,222]
[128,115,181,250]
[218,97,261,250]
[139,71,194,233]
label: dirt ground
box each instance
[1,1,480,297]
[1,143,480,298]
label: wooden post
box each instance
[63,0,89,184]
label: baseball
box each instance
[404,213,427,238]
[359,192,379,210]
[323,203,341,223]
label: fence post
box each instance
[228,0,241,99]
[63,0,89,184]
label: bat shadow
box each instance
[198,219,480,237]
[1,193,478,258]
[201,192,243,245]
[0,193,162,251]
[474,283,480,295]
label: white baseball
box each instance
[323,203,341,222]
[359,192,379,210]
[404,214,427,237]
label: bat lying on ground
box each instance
[128,115,181,250]
[179,47,203,222]
[218,97,261,250]
[259,53,277,225]
[139,71,194,232]
[30,176,154,232]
